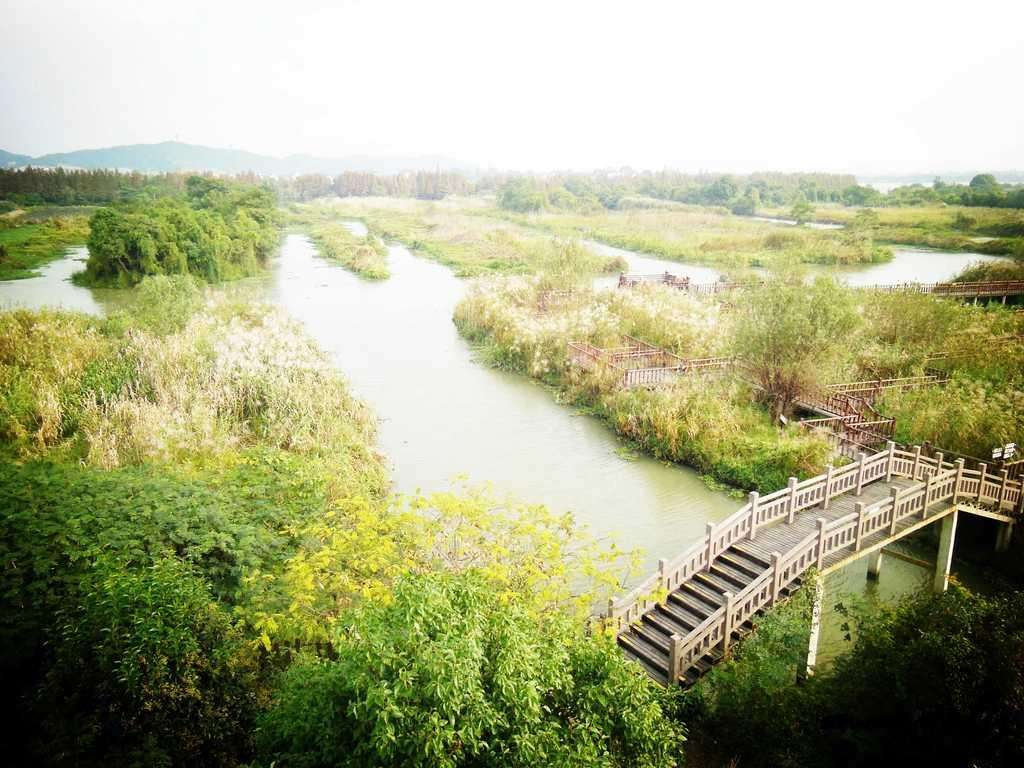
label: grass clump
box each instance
[290,203,390,279]
[454,277,830,492]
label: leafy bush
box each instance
[37,559,259,767]
[258,572,682,768]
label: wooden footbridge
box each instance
[605,444,1022,686]
[617,273,1024,302]
[568,336,733,387]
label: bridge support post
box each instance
[995,521,1014,553]
[933,510,958,593]
[805,578,824,677]
[668,634,682,685]
[866,549,883,581]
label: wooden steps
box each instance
[617,543,772,686]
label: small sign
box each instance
[993,443,1017,460]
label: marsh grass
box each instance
[0,215,90,279]
[455,277,830,491]
[290,204,390,279]
[318,197,624,277]
[494,205,891,271]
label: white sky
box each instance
[2,0,1022,174]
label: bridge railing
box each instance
[606,443,1023,648]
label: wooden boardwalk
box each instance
[606,444,1023,686]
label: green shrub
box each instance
[37,558,259,767]
[258,572,682,768]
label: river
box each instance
[0,234,995,665]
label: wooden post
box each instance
[889,486,900,536]
[996,470,1009,512]
[912,445,922,480]
[995,522,1014,553]
[933,510,958,593]
[854,502,865,551]
[704,522,714,572]
[954,458,965,501]
[806,578,824,677]
[747,491,760,540]
[658,558,668,595]
[977,462,987,502]
[922,471,933,519]
[668,633,682,684]
[770,551,782,604]
[816,517,827,570]
[787,476,798,523]
[721,591,735,653]
[855,451,867,496]
[885,440,896,482]
[935,451,944,471]
[866,549,883,581]
[822,463,835,510]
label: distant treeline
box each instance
[272,170,473,202]
[493,171,1024,214]
[0,166,268,206]
[81,176,279,286]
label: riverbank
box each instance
[760,203,1024,258]
[0,215,90,279]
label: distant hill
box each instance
[0,149,32,168]
[0,141,469,176]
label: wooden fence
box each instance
[605,443,1023,683]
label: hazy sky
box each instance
[3,0,1022,174]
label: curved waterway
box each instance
[263,234,737,570]
[0,246,127,314]
[585,237,1010,289]
[0,235,991,666]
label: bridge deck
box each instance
[609,446,1022,687]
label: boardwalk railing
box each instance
[568,336,733,388]
[606,443,1023,682]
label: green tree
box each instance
[790,195,815,225]
[731,278,860,420]
[968,173,999,191]
[258,572,682,768]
